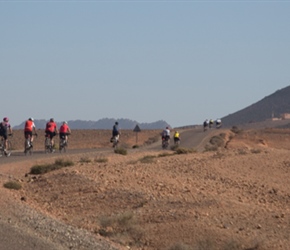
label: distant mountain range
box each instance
[14,86,290,130]
[222,85,290,127]
[13,118,171,130]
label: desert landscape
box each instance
[1,126,290,250]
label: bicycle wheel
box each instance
[45,138,51,153]
[59,139,66,153]
[24,138,30,155]
[5,140,12,157]
[0,141,4,157]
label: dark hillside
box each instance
[222,85,290,127]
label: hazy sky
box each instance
[1,0,289,128]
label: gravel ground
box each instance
[0,172,125,250]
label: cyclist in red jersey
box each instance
[24,117,37,149]
[59,121,71,143]
[45,118,58,147]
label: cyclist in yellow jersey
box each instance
[173,131,180,145]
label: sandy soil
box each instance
[1,127,290,250]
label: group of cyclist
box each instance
[203,118,222,131]
[161,126,180,146]
[0,116,71,156]
[160,118,222,148]
[1,116,224,154]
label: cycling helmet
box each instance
[115,122,118,125]
[3,117,9,122]
[50,118,54,122]
[29,117,34,121]
[63,121,68,124]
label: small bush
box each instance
[174,147,196,154]
[95,155,108,163]
[3,181,22,190]
[209,136,224,147]
[30,159,74,175]
[139,155,156,163]
[231,126,243,134]
[79,156,92,163]
[251,149,262,154]
[55,159,74,167]
[114,148,127,155]
[97,211,143,246]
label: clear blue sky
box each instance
[1,0,289,128]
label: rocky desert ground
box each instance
[1,126,290,250]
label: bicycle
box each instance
[162,136,170,149]
[59,134,70,153]
[110,135,119,149]
[174,137,180,146]
[0,134,12,157]
[44,134,55,153]
[24,133,37,156]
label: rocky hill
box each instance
[222,85,290,127]
[13,118,170,130]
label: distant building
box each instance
[281,113,290,120]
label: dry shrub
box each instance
[94,155,108,163]
[251,149,262,154]
[79,156,92,163]
[174,147,196,154]
[3,181,22,190]
[139,155,156,164]
[231,126,243,134]
[30,159,74,174]
[97,211,143,246]
[114,148,127,155]
[210,136,224,147]
[205,135,225,152]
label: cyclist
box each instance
[59,121,71,144]
[161,126,170,141]
[216,118,222,128]
[111,122,120,142]
[209,119,214,128]
[24,117,37,149]
[0,117,12,156]
[203,119,209,131]
[173,131,180,144]
[45,118,58,148]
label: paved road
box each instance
[149,127,217,151]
